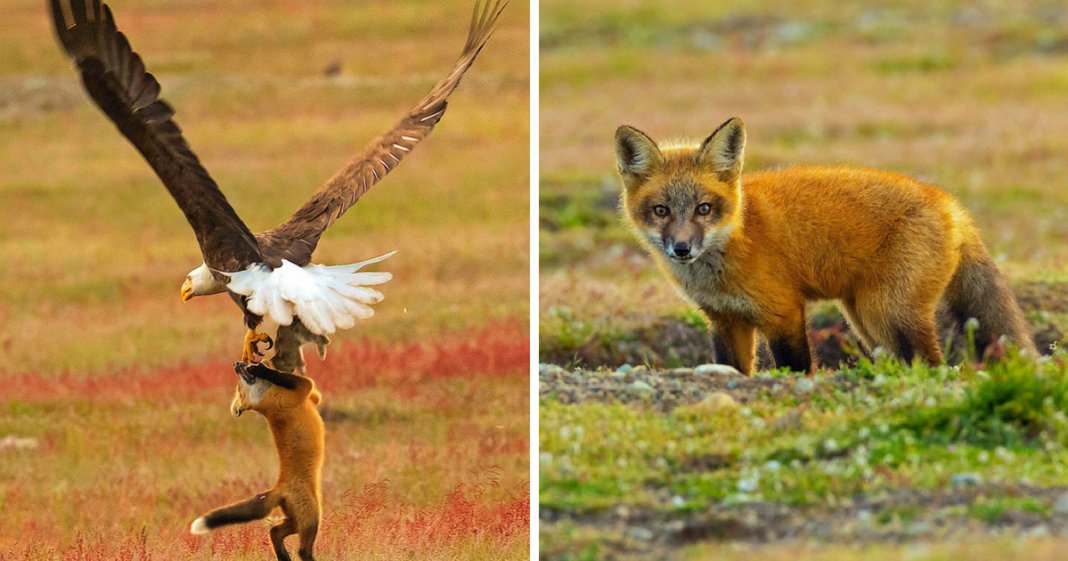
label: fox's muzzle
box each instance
[663,236,701,263]
[672,241,691,258]
[662,218,704,263]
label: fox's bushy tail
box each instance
[940,237,1035,358]
[190,489,281,535]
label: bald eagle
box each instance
[51,0,506,362]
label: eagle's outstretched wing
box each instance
[255,0,508,267]
[51,0,262,273]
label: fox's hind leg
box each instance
[297,520,319,561]
[855,292,943,365]
[841,299,876,354]
[876,315,942,365]
[270,517,297,561]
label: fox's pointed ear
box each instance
[615,125,662,182]
[698,117,746,182]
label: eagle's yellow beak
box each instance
[180,280,194,302]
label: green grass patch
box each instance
[541,353,1068,515]
[899,357,1068,448]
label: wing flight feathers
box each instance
[51,0,261,271]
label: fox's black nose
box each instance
[673,242,691,258]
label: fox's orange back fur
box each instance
[616,118,1034,374]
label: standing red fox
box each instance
[190,362,324,561]
[615,117,1035,375]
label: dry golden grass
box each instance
[1,0,529,558]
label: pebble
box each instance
[664,520,686,534]
[1053,492,1068,515]
[950,472,983,487]
[694,363,742,377]
[692,392,739,413]
[626,526,654,541]
[539,363,566,377]
[795,378,816,393]
[1026,524,1051,538]
[904,521,933,537]
[626,380,654,396]
[737,476,759,493]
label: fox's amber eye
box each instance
[653,205,670,217]
[696,203,712,216]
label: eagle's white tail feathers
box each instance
[225,252,395,336]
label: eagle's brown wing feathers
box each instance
[51,0,261,272]
[255,0,508,267]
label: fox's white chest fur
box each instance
[667,255,760,321]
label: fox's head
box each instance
[615,117,746,265]
[231,362,321,418]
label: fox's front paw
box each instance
[233,361,256,384]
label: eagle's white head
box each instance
[181,263,228,301]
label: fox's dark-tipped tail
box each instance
[940,238,1036,359]
[190,489,281,535]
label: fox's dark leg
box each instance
[856,292,944,365]
[236,362,313,396]
[270,517,297,561]
[840,299,875,353]
[297,521,319,561]
[764,307,813,374]
[879,316,943,365]
[705,311,756,375]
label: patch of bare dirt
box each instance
[541,286,1065,371]
[542,484,1068,561]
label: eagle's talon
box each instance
[242,329,272,364]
